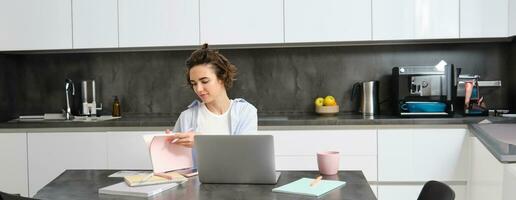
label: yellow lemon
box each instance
[323,96,337,106]
[314,97,324,107]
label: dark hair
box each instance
[185,44,237,89]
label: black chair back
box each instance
[0,191,38,200]
[417,180,455,200]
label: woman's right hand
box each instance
[165,129,195,148]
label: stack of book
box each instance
[99,133,195,198]
[99,171,188,197]
[124,171,188,187]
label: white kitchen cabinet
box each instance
[378,185,420,200]
[503,164,516,200]
[27,132,107,197]
[118,0,199,47]
[72,0,118,48]
[284,0,371,43]
[372,0,414,40]
[468,137,516,200]
[0,133,28,197]
[378,128,468,181]
[259,129,378,182]
[378,185,466,200]
[377,128,469,200]
[460,0,508,38]
[510,0,516,36]
[372,0,459,40]
[468,136,504,200]
[0,0,72,51]
[370,185,378,198]
[200,0,283,45]
[414,0,460,39]
[106,131,160,170]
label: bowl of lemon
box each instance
[315,96,339,116]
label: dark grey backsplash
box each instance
[0,54,17,122]
[1,41,514,120]
[509,40,516,112]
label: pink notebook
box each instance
[148,135,193,173]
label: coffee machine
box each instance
[392,63,459,117]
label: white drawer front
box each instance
[378,184,466,200]
[106,131,160,169]
[378,128,468,181]
[28,132,107,196]
[263,130,377,156]
[275,155,377,181]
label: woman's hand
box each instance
[165,129,195,148]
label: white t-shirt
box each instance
[197,100,233,135]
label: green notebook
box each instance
[272,178,346,197]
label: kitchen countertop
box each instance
[1,112,514,129]
[469,123,516,163]
[2,112,516,163]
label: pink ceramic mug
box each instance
[317,151,340,175]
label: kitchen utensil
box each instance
[317,151,340,175]
[401,102,447,112]
[351,81,379,115]
[81,80,102,116]
[464,81,473,109]
[315,105,339,116]
[393,63,458,117]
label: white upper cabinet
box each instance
[510,0,516,36]
[284,0,371,43]
[372,0,415,40]
[200,0,283,45]
[373,0,460,40]
[3,0,516,51]
[0,0,72,51]
[72,0,118,49]
[118,0,199,47]
[414,0,459,39]
[460,0,508,38]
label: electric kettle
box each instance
[351,81,380,115]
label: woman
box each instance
[167,44,258,148]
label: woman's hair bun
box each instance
[185,43,237,89]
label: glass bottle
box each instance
[112,96,121,117]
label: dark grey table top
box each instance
[34,170,376,200]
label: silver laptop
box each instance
[194,135,281,184]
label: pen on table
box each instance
[310,175,323,187]
[140,172,154,183]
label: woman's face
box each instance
[189,64,226,103]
